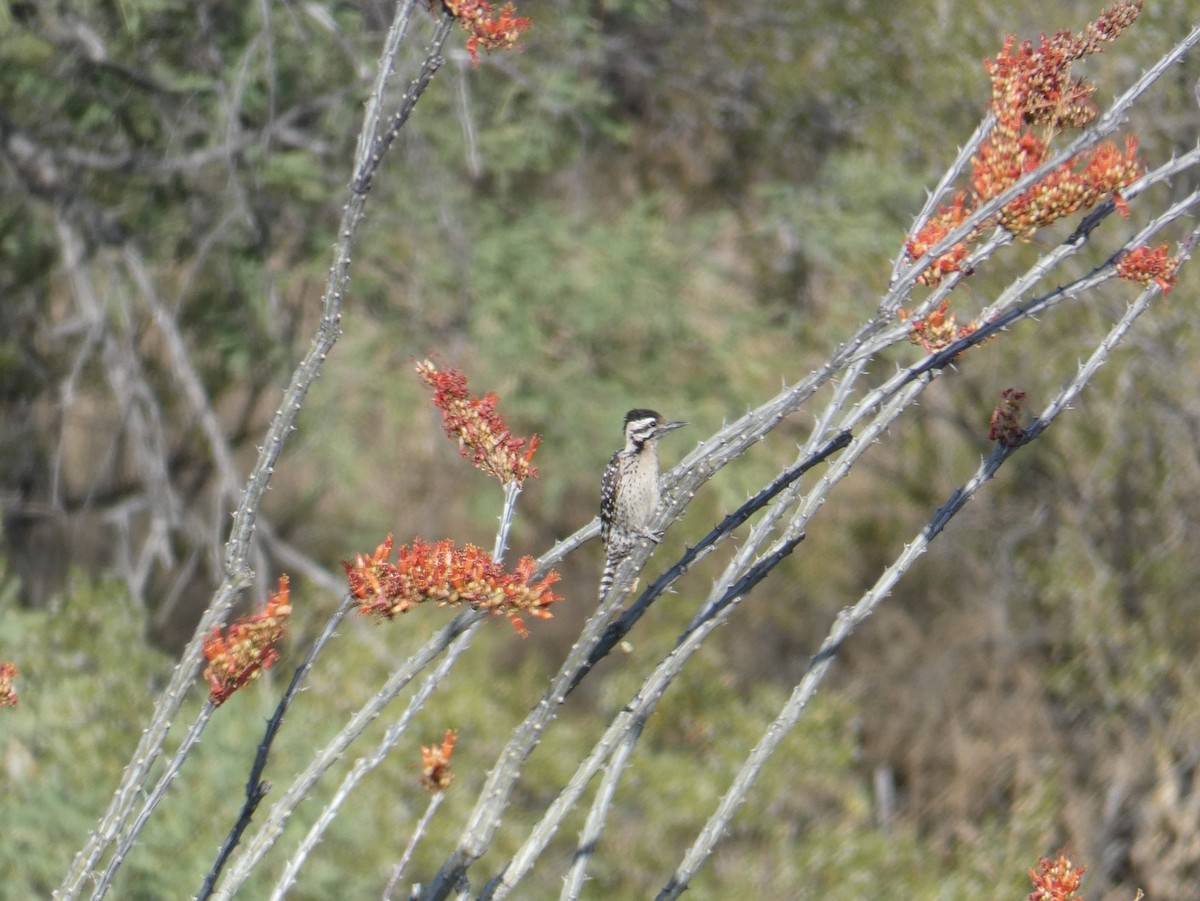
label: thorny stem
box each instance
[57,3,451,897]
[488,355,933,896]
[559,723,641,900]
[493,482,522,560]
[657,260,1184,900]
[265,483,523,898]
[905,187,1200,382]
[887,25,1200,306]
[888,111,996,286]
[210,609,482,899]
[551,426,848,894]
[423,550,656,897]
[269,622,480,900]
[664,256,1175,889]
[432,118,1200,901]
[568,430,851,696]
[58,13,1200,901]
[383,793,446,901]
[195,594,357,901]
[88,702,216,901]
[482,535,807,900]
[454,67,1200,896]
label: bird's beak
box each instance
[658,420,688,435]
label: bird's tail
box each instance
[598,557,616,602]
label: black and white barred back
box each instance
[598,408,686,599]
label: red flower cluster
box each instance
[343,534,561,637]
[904,2,1144,285]
[420,729,458,793]
[202,576,293,706]
[989,135,1140,238]
[1028,853,1085,901]
[897,299,981,354]
[989,388,1028,447]
[416,360,540,486]
[441,0,531,67]
[904,193,973,288]
[1116,243,1180,295]
[0,662,18,708]
[985,0,1141,134]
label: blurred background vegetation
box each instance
[2,0,1199,897]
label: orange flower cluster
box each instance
[416,360,540,486]
[904,2,1143,285]
[0,662,18,708]
[904,193,973,288]
[1028,853,1085,901]
[986,0,1141,134]
[202,576,292,706]
[989,388,1028,447]
[897,299,980,353]
[441,0,531,67]
[1116,243,1180,295]
[420,729,458,793]
[990,135,1140,238]
[343,534,561,637]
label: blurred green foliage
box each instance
[0,572,1059,898]
[0,578,171,896]
[2,0,1200,897]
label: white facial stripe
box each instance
[627,418,660,444]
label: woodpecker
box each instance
[599,408,687,599]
